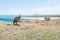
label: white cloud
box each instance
[0,0,60,15]
[0,5,60,15]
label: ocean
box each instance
[0,17,27,22]
[0,17,60,22]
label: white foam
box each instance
[25,17,60,20]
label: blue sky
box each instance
[0,0,60,15]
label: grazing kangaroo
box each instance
[13,15,21,26]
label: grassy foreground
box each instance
[0,19,60,40]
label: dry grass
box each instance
[0,19,60,40]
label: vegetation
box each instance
[0,22,60,40]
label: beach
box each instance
[0,19,60,40]
[0,0,60,40]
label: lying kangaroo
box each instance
[44,17,50,21]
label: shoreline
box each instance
[0,17,60,22]
[0,18,60,22]
[0,19,60,27]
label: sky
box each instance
[0,0,60,15]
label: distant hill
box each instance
[0,15,60,17]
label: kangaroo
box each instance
[44,17,50,21]
[13,15,21,26]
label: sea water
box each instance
[0,17,27,22]
[0,17,60,22]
